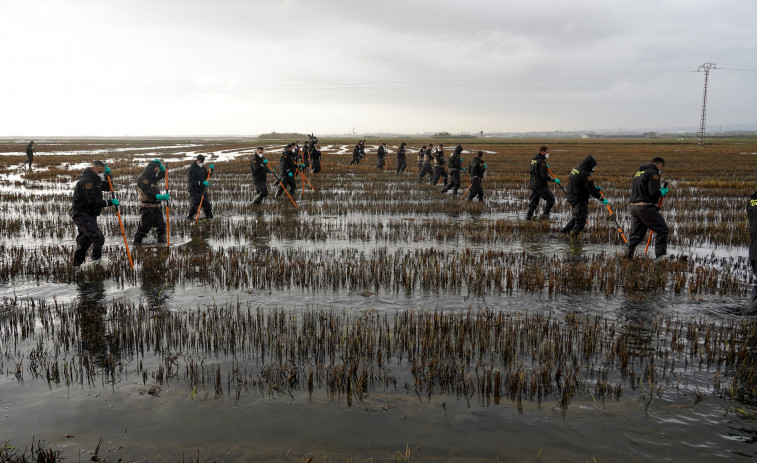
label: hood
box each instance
[142,160,162,176]
[639,162,658,172]
[751,190,757,200]
[579,155,597,171]
[400,142,406,147]
[454,145,463,154]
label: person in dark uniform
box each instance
[418,145,434,182]
[748,190,757,314]
[431,144,448,185]
[625,157,669,258]
[250,147,270,205]
[310,144,322,174]
[560,155,607,238]
[416,145,425,173]
[276,143,298,197]
[376,143,387,169]
[133,159,169,244]
[349,140,365,165]
[187,154,214,220]
[396,142,407,173]
[25,141,34,170]
[71,161,119,266]
[526,146,559,220]
[441,145,464,194]
[467,151,487,202]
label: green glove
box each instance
[553,178,561,184]
[660,187,669,196]
[288,172,294,178]
[154,159,166,171]
[595,185,602,191]
[483,163,487,168]
[109,198,120,207]
[601,198,609,205]
[209,164,214,170]
[156,193,170,201]
[203,180,210,186]
[262,159,268,164]
[104,165,111,176]
[461,167,465,172]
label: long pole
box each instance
[266,164,298,208]
[546,167,567,194]
[106,175,134,270]
[194,168,213,224]
[297,168,316,192]
[597,189,627,244]
[165,161,170,247]
[644,182,668,255]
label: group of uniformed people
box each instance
[59,139,757,307]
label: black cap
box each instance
[196,154,205,162]
[478,151,484,156]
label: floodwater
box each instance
[1,140,756,462]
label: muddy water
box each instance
[1,142,756,461]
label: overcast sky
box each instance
[2,0,755,136]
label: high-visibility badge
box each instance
[85,183,92,189]
[653,174,659,180]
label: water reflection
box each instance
[139,247,174,311]
[76,278,110,366]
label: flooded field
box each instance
[1,136,757,462]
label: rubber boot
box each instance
[625,245,637,259]
[746,298,757,316]
[73,249,86,267]
[654,243,667,259]
[275,187,284,198]
[133,235,144,245]
[251,193,264,205]
[91,248,102,261]
[540,213,550,220]
[157,234,167,244]
[440,183,452,193]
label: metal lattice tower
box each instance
[697,62,716,147]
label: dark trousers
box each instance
[278,175,297,193]
[751,260,757,301]
[468,176,484,201]
[441,168,460,192]
[375,156,386,169]
[26,154,34,169]
[312,161,321,173]
[349,155,362,165]
[561,201,589,235]
[627,205,668,247]
[526,187,555,218]
[188,191,213,219]
[254,179,269,197]
[396,158,407,173]
[135,206,166,241]
[417,161,423,172]
[73,211,105,265]
[431,166,448,185]
[418,162,433,180]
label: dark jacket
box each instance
[629,163,663,204]
[566,156,601,204]
[187,161,212,194]
[377,145,386,158]
[397,143,406,160]
[280,150,297,176]
[72,168,110,216]
[26,143,34,157]
[469,156,486,177]
[250,155,268,183]
[353,144,363,159]
[749,191,757,261]
[136,160,165,206]
[528,153,553,190]
[434,149,446,167]
[449,145,463,169]
[424,148,435,163]
[417,148,426,162]
[310,148,321,163]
